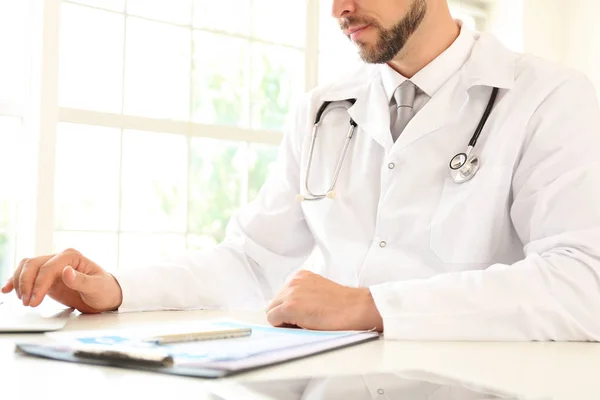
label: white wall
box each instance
[521,0,566,64]
[485,0,524,53]
[563,0,600,95]
[485,0,600,97]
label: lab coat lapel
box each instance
[394,33,517,151]
[395,74,469,150]
[347,78,394,150]
[321,70,393,151]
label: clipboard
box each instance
[15,343,227,378]
[15,321,380,378]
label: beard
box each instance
[340,0,428,64]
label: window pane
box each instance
[67,0,125,12]
[119,233,186,270]
[127,0,192,25]
[0,233,15,283]
[0,0,27,109]
[0,202,14,230]
[193,0,250,36]
[251,44,304,131]
[54,123,120,231]
[0,117,21,230]
[192,32,249,127]
[252,0,305,47]
[59,3,124,113]
[248,144,278,202]
[121,130,187,232]
[53,232,119,273]
[188,138,245,243]
[124,17,191,120]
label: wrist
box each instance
[355,288,384,332]
[107,274,123,311]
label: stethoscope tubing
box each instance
[300,87,500,200]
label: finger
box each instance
[266,294,283,313]
[27,252,78,307]
[18,258,50,306]
[266,304,286,327]
[18,255,55,306]
[267,303,298,328]
[266,285,294,313]
[266,280,291,312]
[13,258,29,299]
[266,270,315,312]
[1,277,14,293]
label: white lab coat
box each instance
[116,32,600,341]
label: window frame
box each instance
[26,0,322,268]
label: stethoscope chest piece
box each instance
[447,87,500,184]
[449,149,480,184]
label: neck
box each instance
[387,4,459,78]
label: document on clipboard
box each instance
[15,320,380,378]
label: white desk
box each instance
[2,309,600,399]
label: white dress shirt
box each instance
[381,23,476,117]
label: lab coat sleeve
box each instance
[114,97,315,312]
[370,72,600,341]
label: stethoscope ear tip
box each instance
[295,194,305,202]
[326,191,336,199]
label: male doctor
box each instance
[4,0,600,341]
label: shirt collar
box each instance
[380,22,477,102]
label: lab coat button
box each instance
[388,162,395,169]
[379,241,387,248]
[377,389,385,395]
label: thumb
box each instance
[62,266,94,293]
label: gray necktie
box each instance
[390,80,417,142]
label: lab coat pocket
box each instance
[429,166,512,265]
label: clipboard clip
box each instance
[73,345,174,368]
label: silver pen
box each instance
[143,327,252,345]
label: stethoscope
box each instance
[296,87,499,202]
[296,99,357,202]
[448,87,499,184]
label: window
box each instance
[52,0,306,271]
[0,0,489,280]
[0,117,22,283]
[0,0,29,283]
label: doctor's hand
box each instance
[266,270,384,332]
[1,248,123,313]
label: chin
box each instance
[355,41,373,53]
[357,45,378,62]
